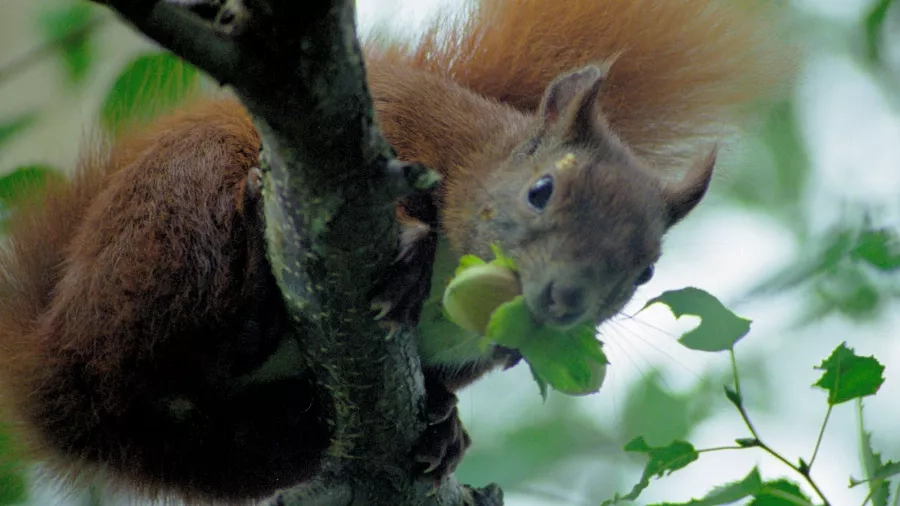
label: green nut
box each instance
[442,263,521,335]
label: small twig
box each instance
[808,404,833,469]
[696,445,747,453]
[730,348,742,397]
[862,484,876,506]
[729,349,832,506]
[0,15,105,88]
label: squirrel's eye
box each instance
[635,265,654,285]
[527,175,554,210]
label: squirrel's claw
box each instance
[413,377,471,482]
[371,211,437,326]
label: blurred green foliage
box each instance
[0,428,26,506]
[864,0,897,65]
[100,52,200,133]
[39,2,97,87]
[751,220,900,323]
[0,115,37,152]
[0,164,62,232]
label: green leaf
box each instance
[735,438,759,448]
[442,248,605,396]
[0,426,27,505]
[618,369,718,446]
[0,165,61,203]
[487,297,608,396]
[0,114,37,151]
[457,404,614,490]
[101,52,200,133]
[0,471,26,506]
[648,467,764,506]
[625,437,699,479]
[863,0,895,65]
[488,243,518,272]
[749,479,812,506]
[0,165,63,234]
[867,461,900,485]
[851,228,900,272]
[853,404,891,506]
[724,385,742,407]
[813,343,885,405]
[528,365,549,401]
[643,287,752,352]
[39,2,97,86]
[603,437,699,504]
[454,254,486,276]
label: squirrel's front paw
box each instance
[413,378,471,483]
[371,212,437,327]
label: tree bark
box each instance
[90,0,503,505]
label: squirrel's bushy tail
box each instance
[370,0,795,167]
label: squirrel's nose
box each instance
[543,280,587,325]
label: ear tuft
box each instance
[664,147,717,226]
[539,65,605,128]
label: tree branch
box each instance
[92,0,500,504]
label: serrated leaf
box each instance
[0,114,37,151]
[813,343,885,405]
[39,3,97,86]
[749,479,812,506]
[624,437,699,478]
[643,287,751,351]
[871,462,900,484]
[487,297,608,395]
[854,405,891,506]
[851,228,900,271]
[604,437,699,504]
[851,458,900,490]
[101,52,200,133]
[648,467,764,506]
[528,365,549,401]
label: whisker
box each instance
[606,318,705,382]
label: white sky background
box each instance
[1,0,898,504]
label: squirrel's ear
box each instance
[539,65,605,129]
[663,147,717,226]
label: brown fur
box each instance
[0,99,329,503]
[368,0,792,167]
[0,0,791,502]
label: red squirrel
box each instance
[0,0,791,503]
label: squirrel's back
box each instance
[368,0,793,166]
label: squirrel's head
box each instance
[455,65,716,329]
